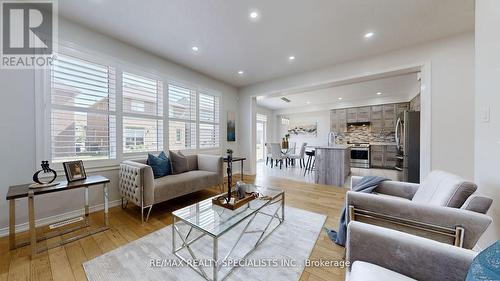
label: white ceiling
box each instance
[59,0,474,87]
[257,73,420,110]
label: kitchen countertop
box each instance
[307,145,350,150]
[369,142,397,146]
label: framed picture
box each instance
[227,111,236,141]
[63,160,87,182]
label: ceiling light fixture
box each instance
[288,56,295,61]
[249,11,259,19]
[364,32,374,38]
[192,46,199,52]
[238,70,244,75]
[338,97,343,100]
[376,92,382,95]
[306,101,311,104]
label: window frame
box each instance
[198,92,220,149]
[36,43,223,172]
[121,71,164,156]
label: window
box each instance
[50,54,116,162]
[46,50,224,166]
[175,129,182,143]
[198,93,220,148]
[257,113,267,122]
[168,84,196,150]
[122,72,163,153]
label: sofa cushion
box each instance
[412,170,477,208]
[186,154,198,171]
[460,194,493,214]
[349,261,416,281]
[169,150,189,174]
[153,170,219,203]
[147,152,171,179]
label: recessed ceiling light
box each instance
[338,97,343,100]
[249,11,259,19]
[364,32,374,38]
[306,101,311,104]
[192,46,199,52]
[288,56,295,61]
[238,70,244,75]
[376,92,382,95]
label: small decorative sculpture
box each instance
[33,161,57,184]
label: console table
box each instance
[6,175,110,256]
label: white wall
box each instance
[279,110,331,147]
[0,19,239,235]
[474,0,500,247]
[239,33,475,177]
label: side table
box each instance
[6,175,110,256]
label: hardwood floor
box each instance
[0,175,347,281]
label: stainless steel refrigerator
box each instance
[395,111,420,183]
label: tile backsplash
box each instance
[336,124,396,144]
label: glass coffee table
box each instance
[172,185,285,281]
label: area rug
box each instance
[84,206,326,281]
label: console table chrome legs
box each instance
[7,176,110,256]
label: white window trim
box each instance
[121,71,164,155]
[36,43,225,172]
[198,93,220,150]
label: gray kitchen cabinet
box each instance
[347,108,358,123]
[384,145,398,168]
[396,103,409,116]
[357,107,371,122]
[371,151,384,168]
[330,110,338,133]
[330,109,347,134]
[370,145,398,169]
[338,109,347,133]
[371,105,383,120]
[371,105,383,132]
[383,104,396,132]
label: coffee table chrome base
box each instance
[172,193,285,281]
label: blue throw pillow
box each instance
[147,152,171,179]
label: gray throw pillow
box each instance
[169,150,189,174]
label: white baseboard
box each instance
[0,199,121,238]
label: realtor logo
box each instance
[1,0,57,68]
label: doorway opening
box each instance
[256,113,267,162]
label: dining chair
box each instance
[288,142,307,168]
[270,143,285,169]
[265,143,272,166]
[286,142,296,166]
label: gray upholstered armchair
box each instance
[347,170,493,249]
[346,221,477,281]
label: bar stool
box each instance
[304,150,315,175]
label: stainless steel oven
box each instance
[349,143,370,168]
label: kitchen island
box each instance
[310,145,351,186]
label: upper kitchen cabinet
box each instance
[346,107,370,123]
[330,109,347,134]
[396,103,410,116]
[346,108,358,123]
[383,104,396,131]
[371,105,383,132]
[338,109,347,132]
[357,107,371,122]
